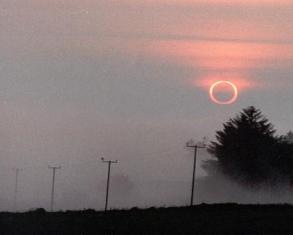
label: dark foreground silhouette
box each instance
[1,204,293,234]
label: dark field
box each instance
[1,204,293,234]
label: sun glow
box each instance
[209,81,238,105]
[194,74,254,90]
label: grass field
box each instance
[1,204,293,234]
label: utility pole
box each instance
[186,140,206,206]
[48,166,61,212]
[13,168,22,211]
[101,157,118,212]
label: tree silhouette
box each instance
[208,106,293,187]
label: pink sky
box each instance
[0,0,292,210]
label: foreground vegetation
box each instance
[2,204,293,234]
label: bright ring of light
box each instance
[209,81,238,105]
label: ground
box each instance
[1,204,293,234]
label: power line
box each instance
[186,140,206,206]
[13,168,22,212]
[48,165,61,212]
[101,157,118,212]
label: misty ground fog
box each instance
[0,110,292,212]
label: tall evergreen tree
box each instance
[208,106,293,187]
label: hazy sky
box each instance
[0,0,292,210]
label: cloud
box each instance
[114,0,293,7]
